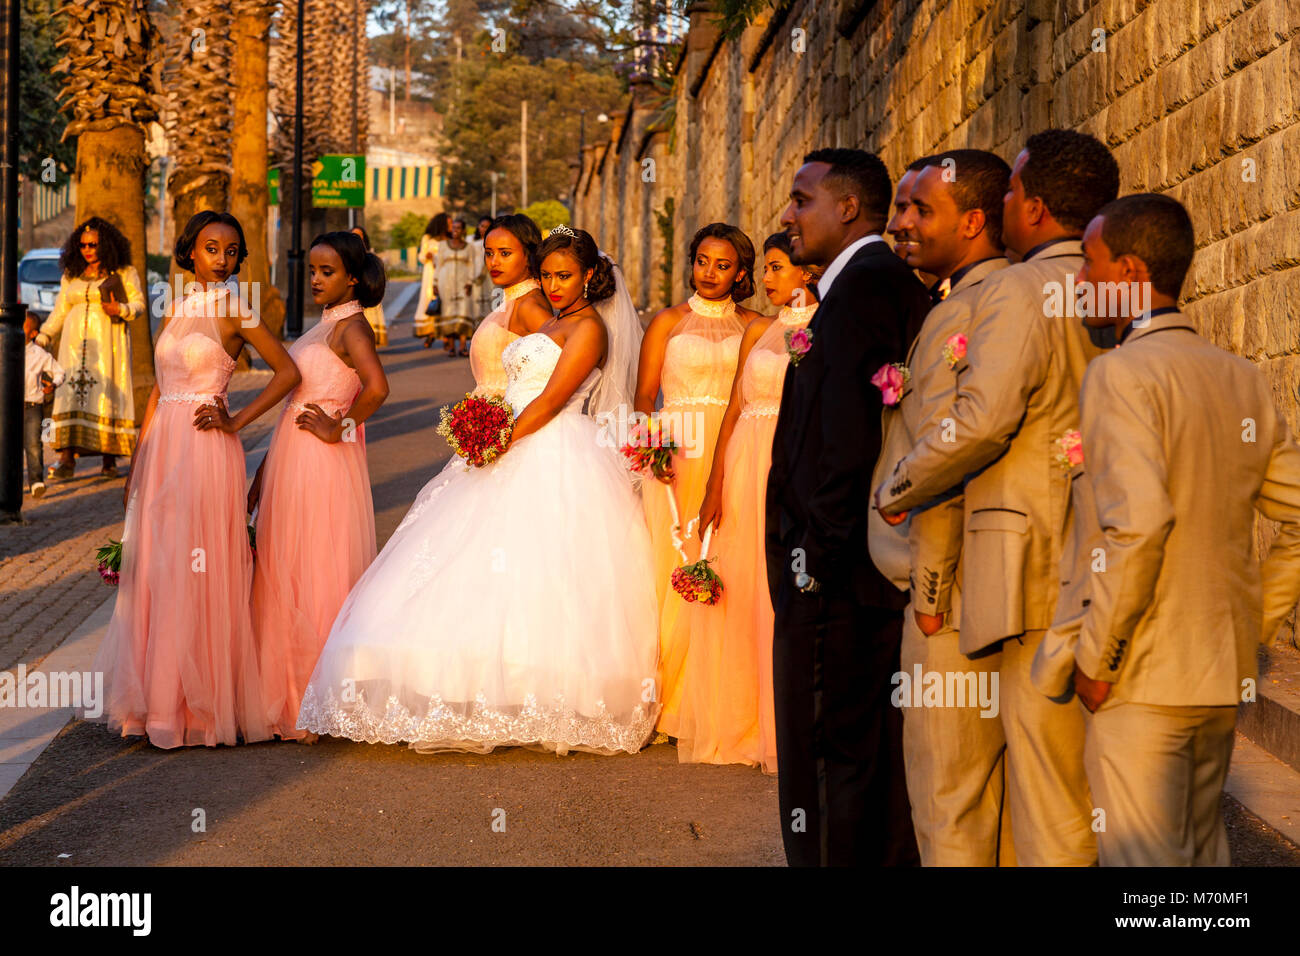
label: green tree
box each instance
[19,0,75,181]
[440,55,623,213]
[389,211,428,249]
[516,199,569,232]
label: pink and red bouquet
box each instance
[620,418,679,482]
[437,393,516,467]
[669,523,724,606]
[95,539,122,586]
[671,558,724,606]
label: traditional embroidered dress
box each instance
[433,239,479,341]
[38,267,146,456]
[413,234,439,338]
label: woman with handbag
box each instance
[414,213,447,343]
[36,217,146,480]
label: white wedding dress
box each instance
[297,330,661,755]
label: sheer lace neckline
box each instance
[322,300,365,323]
[778,303,817,324]
[688,293,736,318]
[504,278,540,303]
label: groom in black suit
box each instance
[765,149,930,866]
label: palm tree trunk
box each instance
[74,124,155,422]
[53,0,165,432]
[231,0,283,338]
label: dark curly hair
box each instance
[425,212,450,238]
[60,217,132,278]
[803,148,893,225]
[311,231,388,308]
[687,222,756,301]
[536,228,616,302]
[174,211,248,275]
[485,213,543,278]
[1020,129,1120,233]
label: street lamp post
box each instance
[0,0,24,521]
[284,0,307,339]
[490,171,498,219]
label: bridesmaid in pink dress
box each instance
[634,223,761,738]
[466,213,552,397]
[250,232,391,741]
[678,232,818,770]
[96,211,301,749]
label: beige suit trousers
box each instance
[1084,700,1235,866]
[1001,630,1097,865]
[899,607,1007,865]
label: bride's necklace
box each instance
[553,299,588,321]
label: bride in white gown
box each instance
[297,227,660,755]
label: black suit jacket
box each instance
[765,239,930,610]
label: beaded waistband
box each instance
[662,395,729,410]
[739,403,780,420]
[159,392,225,406]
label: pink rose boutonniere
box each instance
[942,333,968,368]
[785,326,813,366]
[871,362,911,407]
[1055,429,1084,471]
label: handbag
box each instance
[96,272,128,321]
[425,294,442,317]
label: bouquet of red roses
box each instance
[437,393,516,467]
[670,524,724,606]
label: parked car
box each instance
[18,248,64,320]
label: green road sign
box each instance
[312,155,366,208]
[268,168,280,206]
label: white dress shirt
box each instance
[815,233,885,302]
[25,341,65,404]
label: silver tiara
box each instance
[549,224,576,238]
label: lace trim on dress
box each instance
[662,395,729,409]
[504,278,540,303]
[687,293,736,319]
[778,303,817,324]
[322,300,365,323]
[296,685,657,756]
[159,391,227,406]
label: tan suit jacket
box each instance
[869,258,1009,616]
[875,240,1105,652]
[1044,311,1300,706]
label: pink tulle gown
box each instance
[253,300,377,739]
[95,286,271,749]
[645,293,745,736]
[677,303,815,770]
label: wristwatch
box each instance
[794,572,821,594]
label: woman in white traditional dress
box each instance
[37,217,146,479]
[413,213,447,342]
[298,226,659,755]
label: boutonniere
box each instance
[942,333,968,368]
[871,362,911,407]
[784,326,813,365]
[1054,429,1083,471]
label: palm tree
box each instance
[231,0,284,335]
[164,0,233,238]
[52,0,165,423]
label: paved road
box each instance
[0,281,1293,866]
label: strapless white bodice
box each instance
[502,333,601,416]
